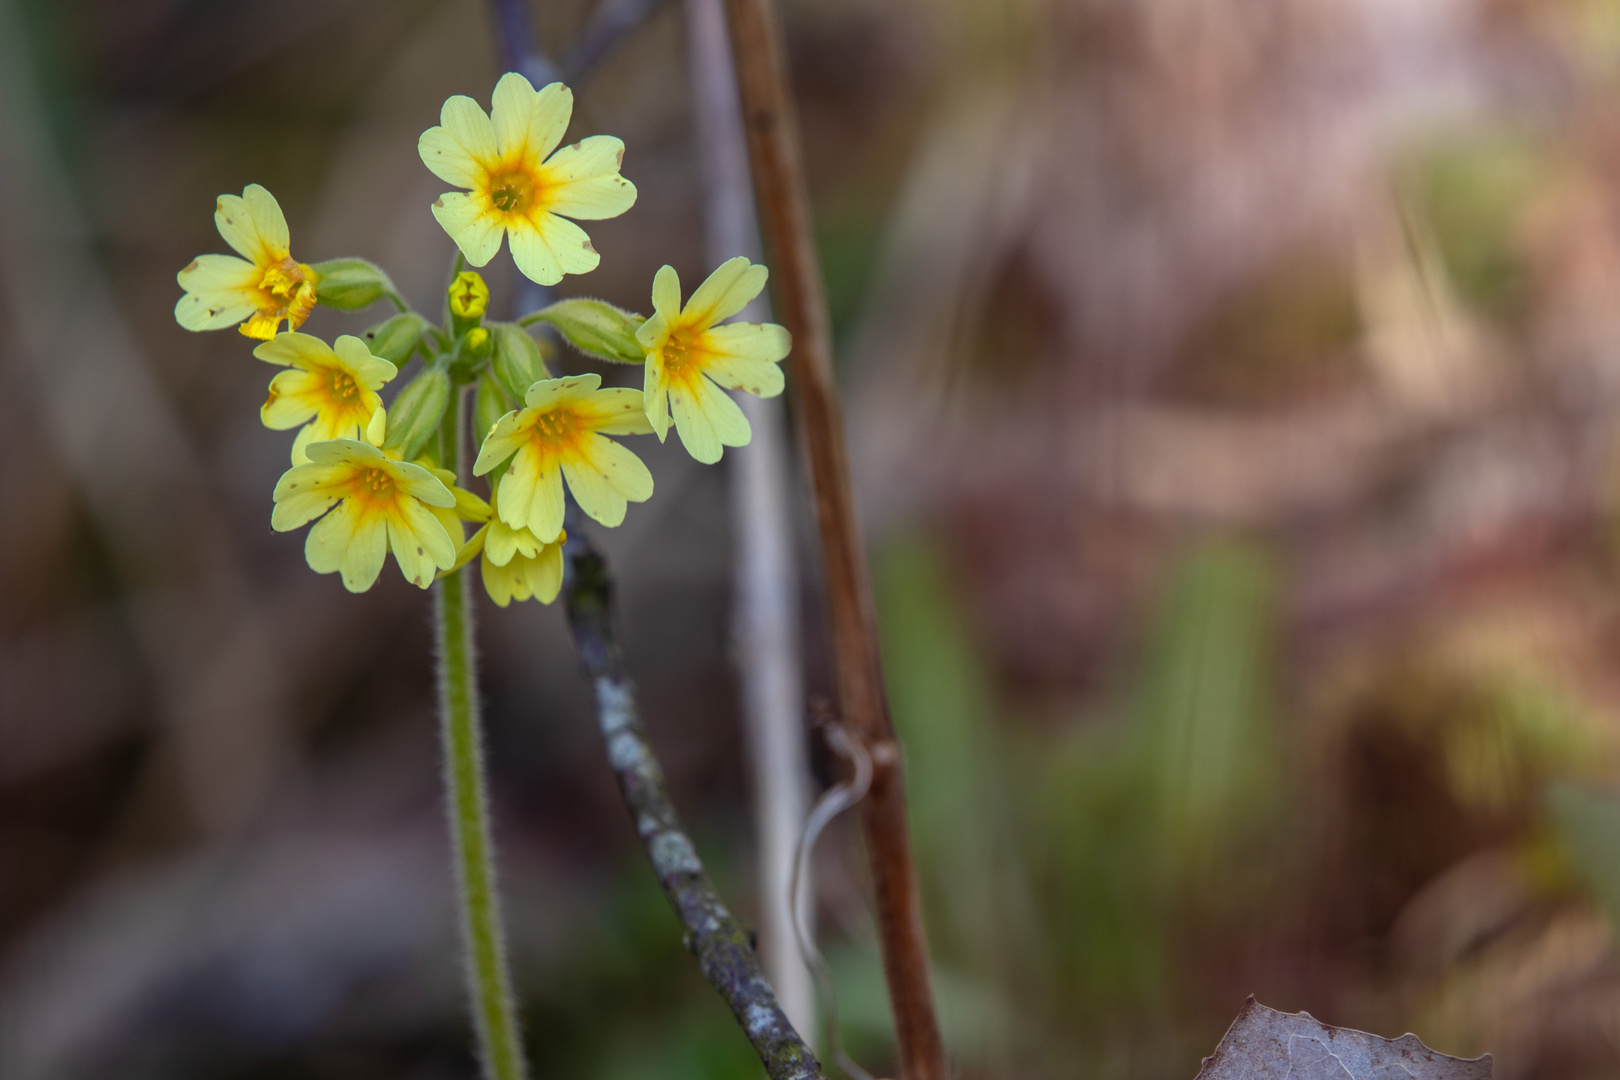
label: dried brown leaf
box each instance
[1195,998,1491,1079]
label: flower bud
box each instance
[489,323,548,402]
[449,271,489,318]
[474,371,512,445]
[383,365,452,461]
[448,271,489,339]
[527,298,645,364]
[310,258,395,311]
[364,312,429,364]
[448,325,493,381]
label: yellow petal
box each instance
[240,311,283,340]
[481,552,517,607]
[439,94,497,164]
[432,192,504,267]
[530,542,564,604]
[303,500,387,592]
[577,432,654,501]
[492,73,571,161]
[634,309,671,353]
[643,353,671,440]
[580,386,655,435]
[392,498,458,586]
[509,214,599,286]
[561,456,628,528]
[499,449,566,543]
[304,438,374,466]
[694,377,752,449]
[684,257,766,328]
[704,321,791,366]
[215,185,287,263]
[271,463,347,530]
[174,292,255,332]
[523,372,602,410]
[392,460,457,508]
[669,382,721,464]
[261,369,319,429]
[650,265,681,322]
[338,512,389,593]
[364,404,388,447]
[178,253,256,293]
[473,410,526,476]
[542,136,636,221]
[253,331,331,369]
[456,523,489,572]
[699,351,786,398]
[454,487,493,522]
[419,126,481,188]
[333,335,398,386]
[242,184,291,251]
[290,423,319,465]
[484,519,534,567]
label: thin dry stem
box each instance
[685,0,816,1040]
[720,0,947,1076]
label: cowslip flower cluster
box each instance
[176,72,791,604]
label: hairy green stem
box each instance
[435,386,528,1080]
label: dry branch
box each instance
[563,521,826,1080]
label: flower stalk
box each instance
[436,386,529,1080]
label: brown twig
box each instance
[720,1,947,1077]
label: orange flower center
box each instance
[488,168,539,216]
[353,466,397,507]
[327,368,362,405]
[661,326,707,381]
[259,257,313,312]
[529,406,582,453]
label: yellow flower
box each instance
[460,490,566,606]
[271,436,458,593]
[419,72,637,286]
[419,463,493,562]
[635,258,791,463]
[257,333,399,463]
[175,184,320,340]
[473,373,653,543]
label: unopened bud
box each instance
[474,372,512,445]
[311,258,395,311]
[527,298,646,364]
[365,312,428,364]
[383,366,452,461]
[490,323,548,402]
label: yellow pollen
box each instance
[327,369,361,404]
[259,257,309,310]
[356,466,396,501]
[488,169,538,216]
[531,407,580,449]
[661,327,705,379]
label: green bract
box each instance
[365,312,430,364]
[526,298,646,364]
[490,323,548,402]
[384,365,452,461]
[310,257,396,310]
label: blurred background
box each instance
[7,0,1620,1076]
